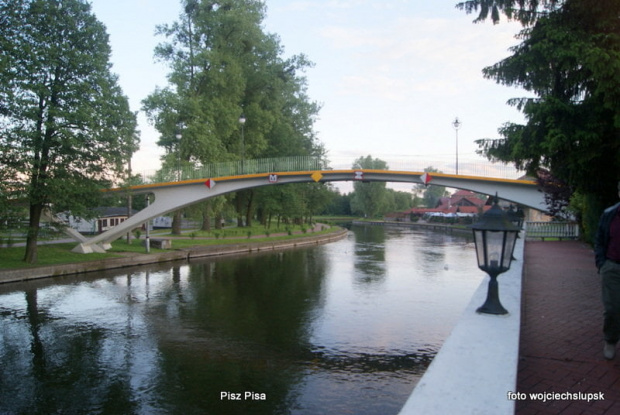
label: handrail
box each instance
[137,156,326,184]
[131,156,526,185]
[525,221,580,241]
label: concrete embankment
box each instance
[0,228,348,285]
[399,237,524,414]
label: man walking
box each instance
[595,182,620,360]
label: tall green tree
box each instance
[0,0,138,263]
[350,156,390,218]
[143,0,322,228]
[458,0,620,239]
[142,0,322,163]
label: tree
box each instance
[322,190,352,216]
[459,0,620,240]
[456,0,562,25]
[143,0,322,162]
[349,156,390,218]
[143,0,322,228]
[387,189,413,212]
[0,0,138,263]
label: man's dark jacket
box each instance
[595,202,620,270]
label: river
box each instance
[0,225,484,415]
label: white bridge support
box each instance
[71,170,545,253]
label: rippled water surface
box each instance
[0,225,483,414]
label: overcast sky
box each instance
[89,0,527,182]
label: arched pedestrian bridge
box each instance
[71,156,544,253]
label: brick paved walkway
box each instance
[517,241,620,414]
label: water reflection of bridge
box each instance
[71,156,544,253]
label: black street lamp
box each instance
[470,194,521,315]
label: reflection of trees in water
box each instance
[0,250,331,415]
[352,225,387,284]
[25,290,46,379]
[0,283,159,414]
[0,225,476,415]
[147,248,330,415]
[183,248,328,346]
[353,224,387,245]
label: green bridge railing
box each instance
[134,155,526,185]
[138,156,327,184]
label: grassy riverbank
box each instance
[0,223,339,270]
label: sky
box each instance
[89,0,528,187]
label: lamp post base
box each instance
[476,274,508,315]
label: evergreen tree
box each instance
[459,0,620,239]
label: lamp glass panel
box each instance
[501,231,518,269]
[485,230,504,273]
[474,229,486,267]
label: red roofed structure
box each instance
[385,190,491,222]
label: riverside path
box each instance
[517,241,620,414]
